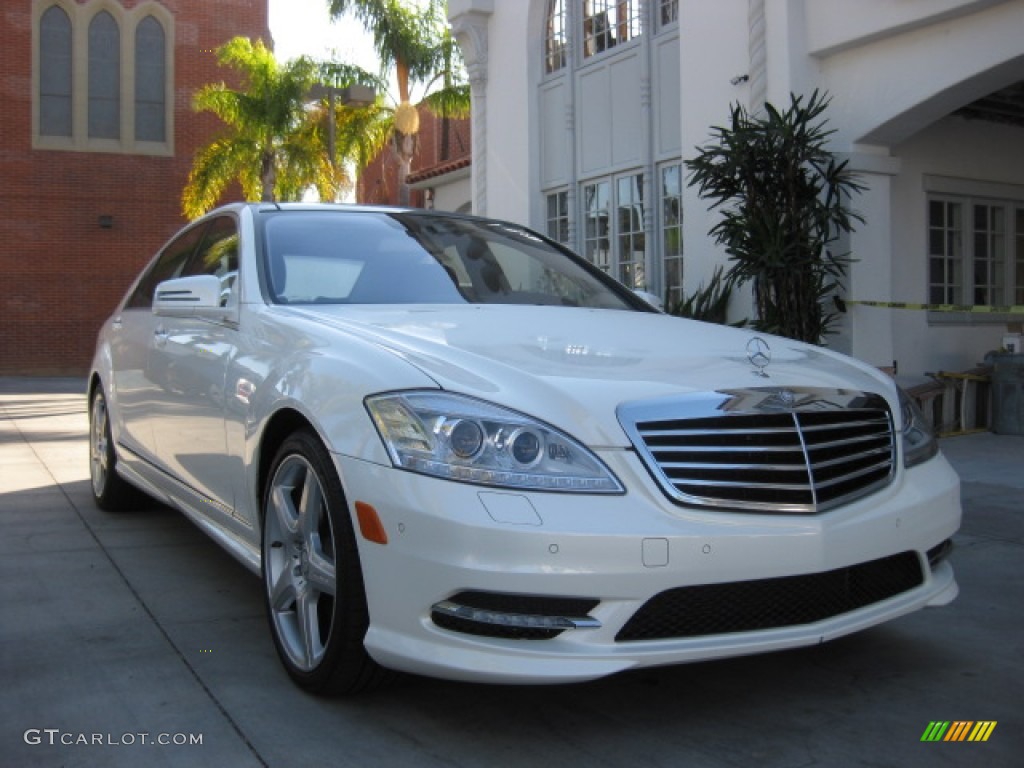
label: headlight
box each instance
[365,391,624,493]
[898,387,938,468]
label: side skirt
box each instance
[116,444,262,575]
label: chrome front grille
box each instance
[619,389,896,513]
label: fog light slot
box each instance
[431,592,600,640]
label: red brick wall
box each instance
[356,105,470,207]
[0,0,269,375]
[358,140,423,207]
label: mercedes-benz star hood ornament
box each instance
[746,336,771,377]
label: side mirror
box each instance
[633,290,664,311]
[153,275,223,317]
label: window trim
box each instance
[126,219,209,311]
[31,0,174,155]
[925,176,1024,326]
[183,215,242,317]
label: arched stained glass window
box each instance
[39,6,72,137]
[88,11,120,139]
[135,16,166,142]
[545,0,567,74]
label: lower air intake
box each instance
[616,551,924,642]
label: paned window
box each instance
[538,5,677,302]
[972,204,1005,305]
[617,175,645,289]
[659,0,679,28]
[928,194,1024,310]
[582,173,647,290]
[546,191,570,245]
[928,200,962,305]
[583,1,641,59]
[583,181,611,272]
[660,164,684,306]
[545,0,567,74]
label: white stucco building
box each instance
[447,0,1024,377]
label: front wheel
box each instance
[261,430,388,695]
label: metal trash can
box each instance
[990,353,1024,435]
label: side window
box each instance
[126,223,206,309]
[182,216,240,308]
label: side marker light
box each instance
[355,501,388,545]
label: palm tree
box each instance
[327,0,470,205]
[182,37,346,219]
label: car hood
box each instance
[284,305,896,447]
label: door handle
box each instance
[154,327,169,347]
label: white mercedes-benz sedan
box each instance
[89,202,960,694]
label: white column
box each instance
[747,0,768,112]
[448,1,493,216]
[843,150,902,368]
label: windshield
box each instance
[262,210,643,310]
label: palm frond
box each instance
[326,0,467,105]
[422,85,471,120]
[333,102,393,171]
[182,137,260,219]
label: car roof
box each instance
[250,202,417,215]
[200,201,501,224]
[201,202,528,232]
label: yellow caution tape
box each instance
[839,299,1024,314]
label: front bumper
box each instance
[334,448,961,684]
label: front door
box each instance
[147,216,240,515]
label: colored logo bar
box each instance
[921,721,997,742]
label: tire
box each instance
[261,430,389,695]
[89,387,145,511]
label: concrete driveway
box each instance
[1,378,1021,768]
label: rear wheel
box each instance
[262,430,388,695]
[89,387,143,511]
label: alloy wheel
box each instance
[264,454,339,671]
[89,393,111,498]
